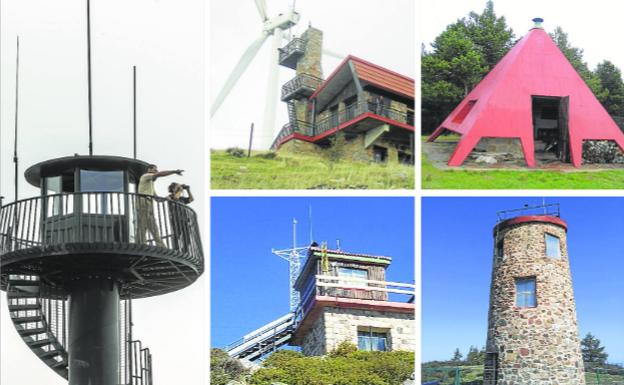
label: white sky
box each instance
[420,0,624,71]
[210,0,416,150]
[0,1,205,384]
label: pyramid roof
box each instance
[429,27,624,167]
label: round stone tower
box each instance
[484,214,585,384]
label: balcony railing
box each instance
[315,101,414,137]
[298,274,415,318]
[0,191,203,272]
[278,37,306,69]
[281,74,322,101]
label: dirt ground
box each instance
[423,141,624,172]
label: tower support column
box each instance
[68,276,120,385]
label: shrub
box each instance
[226,147,246,158]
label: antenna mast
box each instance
[133,66,137,159]
[13,36,20,201]
[86,0,94,155]
[272,218,308,312]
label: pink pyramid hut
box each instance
[428,18,624,167]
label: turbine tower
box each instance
[211,0,300,149]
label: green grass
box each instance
[422,137,624,189]
[422,364,624,384]
[211,150,414,189]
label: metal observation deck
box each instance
[0,155,204,384]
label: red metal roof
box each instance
[351,56,414,99]
[310,55,414,100]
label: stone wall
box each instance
[485,221,585,384]
[301,307,415,356]
[475,138,524,156]
[297,27,323,79]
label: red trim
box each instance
[276,113,415,149]
[494,215,568,234]
[315,295,415,313]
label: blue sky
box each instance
[422,197,624,364]
[211,197,415,349]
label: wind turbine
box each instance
[211,0,300,149]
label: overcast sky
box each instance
[0,1,205,384]
[210,0,415,150]
[421,0,624,71]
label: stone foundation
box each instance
[475,138,524,155]
[301,306,414,356]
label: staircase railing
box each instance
[225,312,295,360]
[281,74,322,101]
[6,274,153,383]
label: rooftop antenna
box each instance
[87,0,94,155]
[272,218,308,312]
[133,65,137,159]
[13,36,20,201]
[308,204,313,244]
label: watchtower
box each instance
[0,155,203,384]
[484,205,584,384]
[290,246,415,356]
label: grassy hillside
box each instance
[211,150,414,189]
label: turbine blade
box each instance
[260,30,282,149]
[254,0,268,22]
[211,33,268,117]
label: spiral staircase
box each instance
[5,274,152,384]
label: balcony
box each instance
[315,101,414,137]
[297,274,415,318]
[279,37,306,69]
[281,74,322,101]
[0,191,204,298]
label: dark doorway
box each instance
[532,96,570,162]
[373,146,388,163]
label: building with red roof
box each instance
[272,27,414,164]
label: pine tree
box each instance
[452,348,463,362]
[581,333,608,365]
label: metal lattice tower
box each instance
[272,218,307,312]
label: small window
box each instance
[495,238,504,261]
[357,328,388,351]
[545,233,560,259]
[452,100,477,124]
[338,267,368,286]
[515,278,536,308]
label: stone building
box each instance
[290,246,415,355]
[272,26,415,164]
[484,214,585,384]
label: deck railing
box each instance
[315,101,413,137]
[0,192,203,269]
[278,37,306,65]
[298,274,415,318]
[281,74,322,101]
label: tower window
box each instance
[357,327,388,351]
[338,267,368,287]
[515,278,536,308]
[545,233,561,259]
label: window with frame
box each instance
[357,327,388,351]
[545,233,561,259]
[338,267,368,287]
[515,277,536,308]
